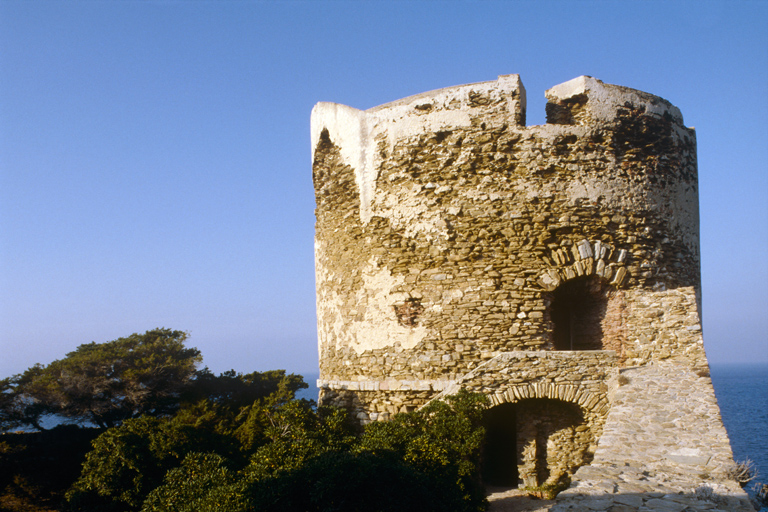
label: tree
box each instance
[246,451,448,512]
[1,368,52,431]
[66,388,487,512]
[182,368,307,410]
[4,329,201,429]
[244,400,356,480]
[64,370,313,512]
[1,376,25,431]
[172,368,309,455]
[241,392,487,512]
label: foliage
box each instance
[1,371,49,432]
[356,390,488,511]
[128,391,487,512]
[140,453,247,512]
[729,458,758,487]
[0,380,12,432]
[137,401,356,512]
[0,378,19,432]
[3,329,201,430]
[64,370,313,512]
[3,330,492,512]
[64,417,216,511]
[172,369,307,454]
[182,368,306,410]
[521,479,571,500]
[244,400,357,480]
[754,481,768,509]
[247,450,450,512]
[241,391,487,512]
[0,425,100,512]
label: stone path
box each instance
[551,361,755,511]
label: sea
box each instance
[299,364,768,508]
[710,363,768,509]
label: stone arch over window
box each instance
[537,239,630,292]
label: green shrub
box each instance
[755,482,768,508]
[0,426,100,512]
[64,388,489,512]
[244,401,356,480]
[356,390,488,512]
[521,478,570,500]
[141,453,247,512]
[248,451,455,512]
[65,417,219,511]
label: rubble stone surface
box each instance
[311,75,752,510]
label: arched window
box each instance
[550,276,610,351]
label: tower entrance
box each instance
[482,403,518,486]
[482,398,590,488]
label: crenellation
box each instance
[312,75,751,510]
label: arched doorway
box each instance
[482,398,590,488]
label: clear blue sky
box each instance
[1,0,766,378]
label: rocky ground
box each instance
[486,487,553,512]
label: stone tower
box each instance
[311,76,751,509]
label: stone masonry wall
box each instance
[552,361,754,511]
[320,350,615,487]
[313,75,703,390]
[311,75,748,509]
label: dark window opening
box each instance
[550,276,609,350]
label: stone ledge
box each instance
[319,350,618,392]
[317,378,454,392]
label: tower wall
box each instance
[312,75,704,403]
[310,75,752,509]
